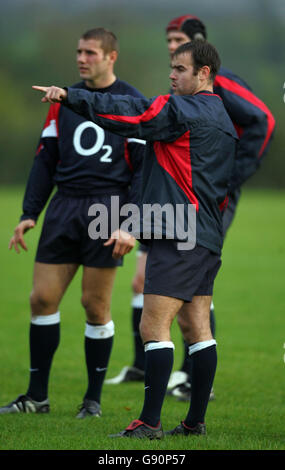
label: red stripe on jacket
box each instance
[43,103,61,136]
[124,140,133,171]
[97,95,171,124]
[153,131,199,211]
[214,75,275,157]
[219,195,229,211]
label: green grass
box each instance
[0,186,284,451]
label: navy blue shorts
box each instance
[143,240,221,302]
[36,192,126,267]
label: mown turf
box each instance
[0,187,284,452]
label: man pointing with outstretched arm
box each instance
[33,40,238,439]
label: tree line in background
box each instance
[0,4,284,188]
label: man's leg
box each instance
[138,294,183,427]
[105,250,147,384]
[130,251,147,371]
[109,293,183,438]
[171,190,240,399]
[0,262,78,414]
[27,262,78,403]
[77,266,117,417]
[168,304,216,395]
[26,262,78,402]
[167,296,217,435]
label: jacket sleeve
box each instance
[124,138,145,205]
[20,104,60,221]
[65,88,183,142]
[214,74,275,191]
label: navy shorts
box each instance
[36,192,126,267]
[143,239,221,302]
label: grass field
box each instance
[0,186,284,452]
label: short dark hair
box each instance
[81,28,119,54]
[173,40,221,81]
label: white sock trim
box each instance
[85,320,115,339]
[189,339,217,356]
[144,341,175,352]
[210,301,214,310]
[31,311,60,326]
[132,293,144,308]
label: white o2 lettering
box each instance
[73,121,112,162]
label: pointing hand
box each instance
[32,85,67,103]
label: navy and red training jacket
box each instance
[21,79,146,222]
[214,66,275,191]
[65,87,238,255]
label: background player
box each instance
[105,14,276,400]
[0,28,145,418]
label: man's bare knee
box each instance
[81,293,111,324]
[177,312,190,340]
[139,294,183,344]
[30,262,78,316]
[139,317,150,343]
[81,266,116,324]
[179,296,213,344]
[30,290,58,316]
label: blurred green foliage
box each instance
[0,2,284,187]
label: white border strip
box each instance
[85,320,115,339]
[189,339,217,356]
[144,341,175,352]
[31,311,60,325]
[127,138,146,145]
[132,293,144,308]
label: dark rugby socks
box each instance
[139,341,174,427]
[131,294,145,371]
[26,312,60,402]
[180,339,193,375]
[184,340,217,427]
[84,321,114,403]
[181,302,216,384]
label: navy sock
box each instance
[84,322,114,403]
[132,307,145,371]
[184,343,217,427]
[182,307,216,384]
[26,315,60,402]
[139,342,174,427]
[180,339,192,374]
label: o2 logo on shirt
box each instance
[73,121,112,162]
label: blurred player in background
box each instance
[106,14,275,402]
[0,28,145,418]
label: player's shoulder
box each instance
[215,66,252,91]
[112,79,145,98]
[172,92,225,122]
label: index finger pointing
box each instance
[32,86,49,92]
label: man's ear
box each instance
[198,65,211,81]
[108,50,118,65]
